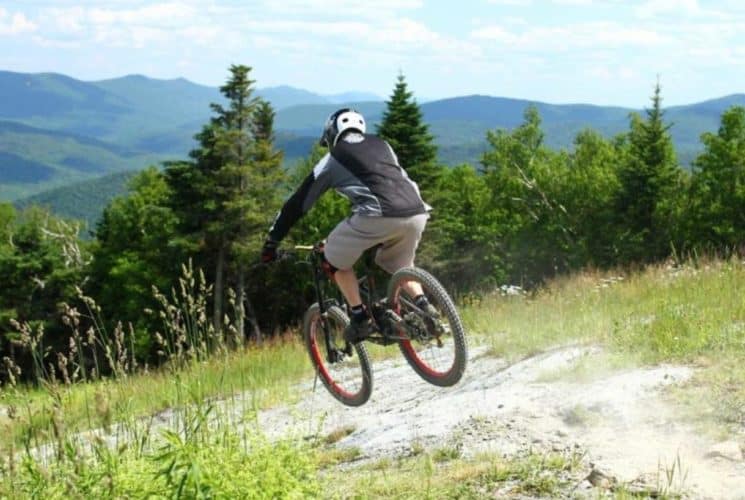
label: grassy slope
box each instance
[464,258,745,435]
[1,258,743,497]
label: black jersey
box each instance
[269,133,428,242]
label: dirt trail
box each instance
[257,344,745,499]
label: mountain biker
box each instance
[261,108,434,344]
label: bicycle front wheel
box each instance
[303,303,373,406]
[387,267,468,387]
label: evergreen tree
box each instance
[165,65,284,339]
[0,206,87,376]
[376,74,441,194]
[231,98,285,342]
[688,106,745,251]
[89,167,179,356]
[614,81,684,264]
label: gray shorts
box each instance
[324,213,428,273]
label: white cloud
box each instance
[486,0,533,5]
[87,3,199,28]
[587,65,637,81]
[486,0,596,5]
[29,1,437,55]
[471,22,669,50]
[257,0,423,15]
[0,8,38,35]
[31,35,81,49]
[635,0,702,19]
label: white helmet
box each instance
[320,108,366,148]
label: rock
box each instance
[579,479,593,490]
[585,467,616,489]
[705,441,744,462]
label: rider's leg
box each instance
[334,268,362,307]
[403,280,425,298]
[374,214,429,301]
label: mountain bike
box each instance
[289,242,467,407]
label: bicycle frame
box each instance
[293,244,341,363]
[295,244,408,360]
[291,243,468,399]
[356,252,409,346]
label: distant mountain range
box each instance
[2,69,744,218]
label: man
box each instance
[261,108,432,344]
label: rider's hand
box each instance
[261,239,278,263]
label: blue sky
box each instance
[1,0,744,106]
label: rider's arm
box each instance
[268,153,334,242]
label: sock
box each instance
[414,294,429,308]
[350,304,367,322]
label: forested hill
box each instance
[15,170,137,235]
[2,69,744,203]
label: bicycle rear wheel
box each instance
[387,267,467,387]
[303,303,373,406]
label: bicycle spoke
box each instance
[303,304,373,406]
[388,267,468,387]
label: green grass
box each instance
[0,409,321,499]
[320,449,584,499]
[2,257,743,497]
[0,337,312,451]
[462,258,745,432]
[464,259,745,364]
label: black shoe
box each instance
[415,296,439,318]
[415,296,441,336]
[344,315,370,344]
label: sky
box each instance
[1,0,744,106]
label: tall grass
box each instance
[463,257,745,433]
[2,257,743,497]
[0,262,319,498]
[463,257,745,364]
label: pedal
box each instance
[342,342,353,357]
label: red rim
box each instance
[394,286,454,379]
[399,339,454,378]
[309,319,359,400]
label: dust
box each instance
[258,344,745,499]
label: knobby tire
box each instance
[387,267,468,387]
[303,303,373,407]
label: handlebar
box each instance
[271,242,323,263]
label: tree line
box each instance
[2,66,745,380]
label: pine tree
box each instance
[165,65,284,339]
[236,99,285,342]
[376,74,441,194]
[614,81,684,264]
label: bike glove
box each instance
[261,239,278,263]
